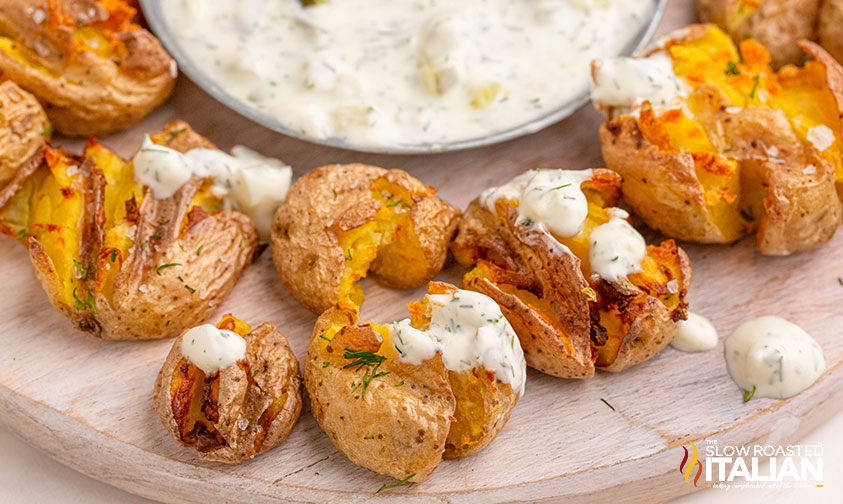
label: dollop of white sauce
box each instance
[671,312,718,352]
[162,0,654,148]
[725,316,826,399]
[591,52,688,116]
[180,324,247,375]
[390,289,526,395]
[480,169,593,238]
[588,208,646,282]
[132,135,292,239]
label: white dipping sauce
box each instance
[132,135,292,239]
[481,169,648,282]
[671,312,718,352]
[588,208,646,282]
[481,169,593,237]
[591,52,688,115]
[163,0,655,148]
[180,324,247,375]
[725,316,826,399]
[390,289,526,395]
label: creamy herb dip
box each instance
[671,311,718,352]
[162,0,655,148]
[180,324,247,374]
[725,316,825,399]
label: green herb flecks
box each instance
[749,74,760,99]
[725,61,740,76]
[743,385,756,403]
[343,348,389,398]
[600,398,615,411]
[376,473,415,493]
[156,263,181,275]
[72,288,97,313]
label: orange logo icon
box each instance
[680,442,703,486]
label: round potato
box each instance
[0,121,259,340]
[305,282,523,483]
[595,24,843,255]
[272,164,460,314]
[154,314,302,463]
[818,1,843,66]
[0,81,49,207]
[451,169,692,378]
[697,0,820,68]
[0,0,175,136]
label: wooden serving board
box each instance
[1,1,842,502]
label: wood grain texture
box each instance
[1,1,842,502]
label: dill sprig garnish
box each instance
[343,348,390,398]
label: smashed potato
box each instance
[451,169,691,378]
[0,0,175,136]
[698,0,843,69]
[154,314,302,463]
[306,282,524,482]
[0,121,259,340]
[271,164,460,314]
[597,24,843,255]
[0,81,49,205]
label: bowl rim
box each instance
[139,0,667,155]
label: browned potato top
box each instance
[272,163,460,314]
[154,314,303,463]
[0,0,175,136]
[0,121,259,340]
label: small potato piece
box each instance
[272,164,460,314]
[818,1,843,67]
[154,314,303,463]
[305,282,522,483]
[452,169,691,377]
[0,121,259,340]
[697,0,820,68]
[0,81,49,206]
[597,24,843,255]
[0,0,175,136]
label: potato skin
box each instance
[1,121,259,340]
[153,320,303,463]
[305,306,455,482]
[698,0,820,68]
[818,1,843,66]
[0,0,175,136]
[451,170,690,376]
[0,81,48,206]
[599,117,737,244]
[599,27,843,255]
[454,198,595,379]
[271,163,460,314]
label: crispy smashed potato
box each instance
[272,164,460,314]
[0,0,175,136]
[599,24,843,255]
[697,0,820,68]
[451,169,691,378]
[306,282,521,483]
[0,121,258,340]
[154,314,302,463]
[0,81,49,205]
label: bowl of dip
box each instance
[141,0,666,154]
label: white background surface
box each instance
[1,410,841,503]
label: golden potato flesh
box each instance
[0,121,259,340]
[272,164,460,314]
[0,0,175,136]
[153,314,303,463]
[452,170,692,377]
[305,282,521,483]
[599,24,843,255]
